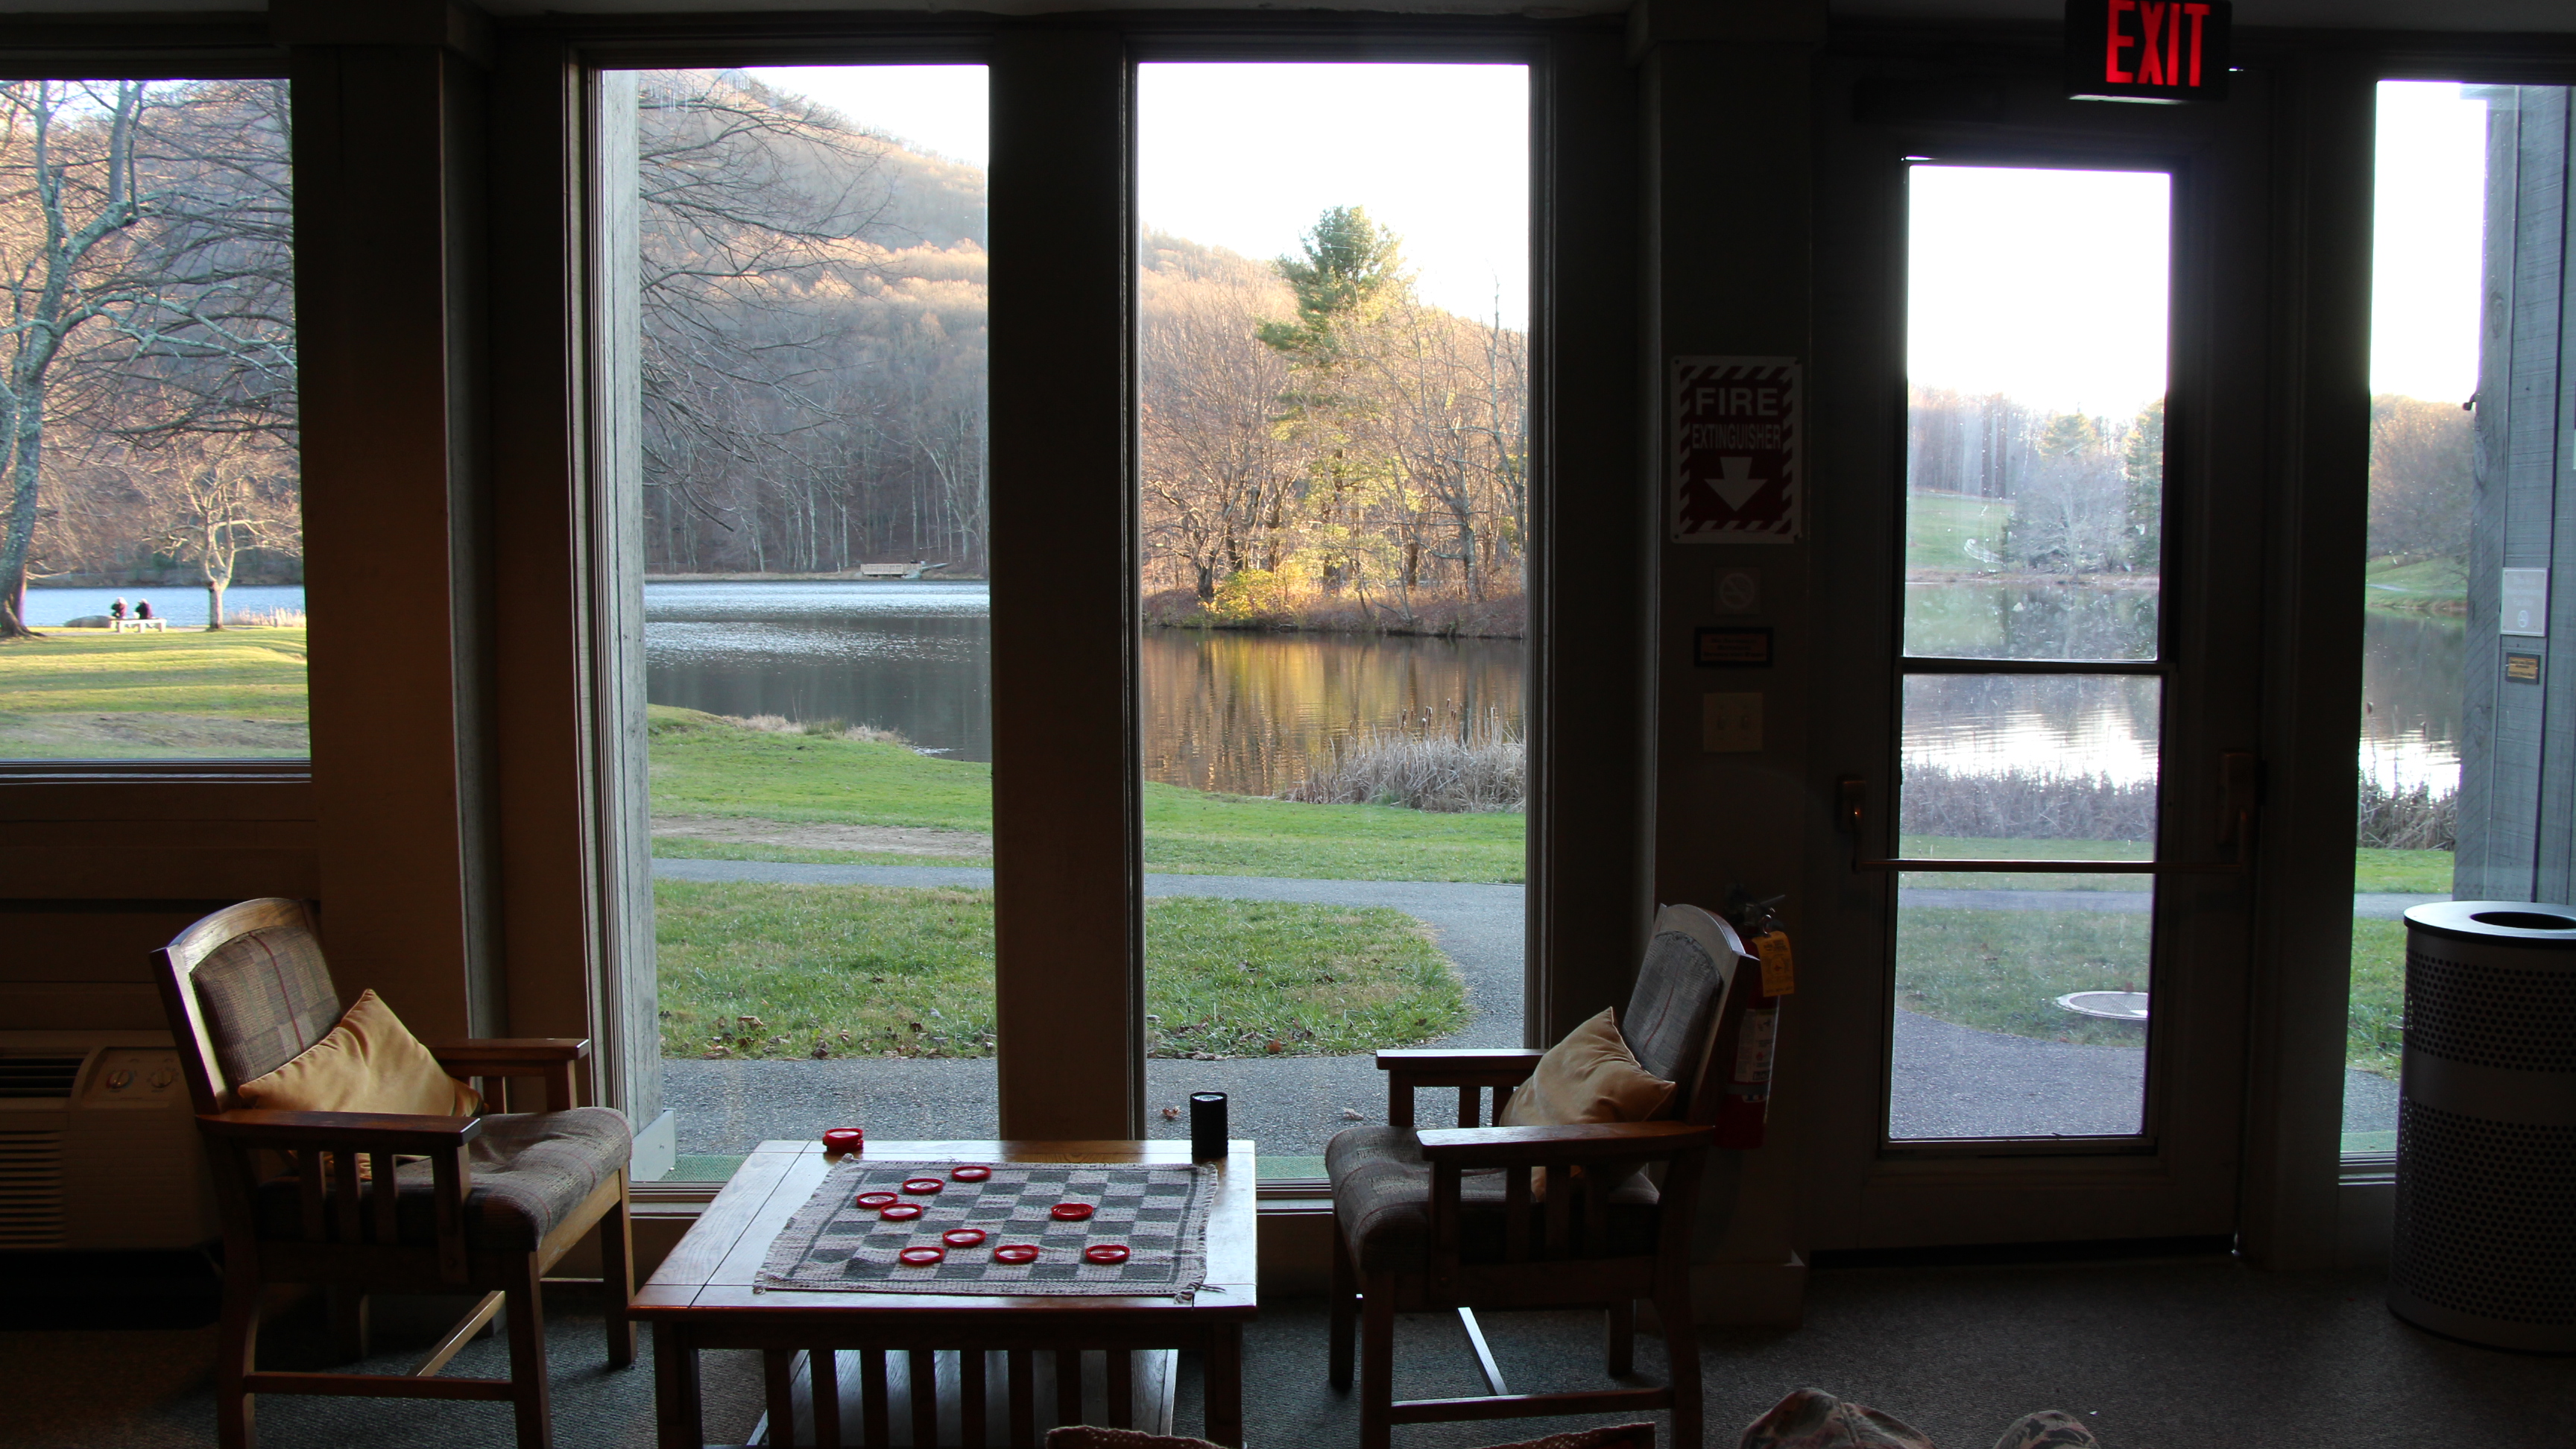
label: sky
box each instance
[2370,81,2487,404]
[1907,165,2173,420]
[745,63,1530,331]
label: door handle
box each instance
[1840,751,2256,874]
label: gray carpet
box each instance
[14,1255,2572,1449]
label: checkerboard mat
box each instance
[758,1160,1214,1298]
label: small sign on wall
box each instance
[1673,358,1801,544]
[2501,567,2549,637]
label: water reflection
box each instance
[646,581,993,757]
[1903,581,2158,662]
[1902,673,2161,786]
[2361,609,2463,792]
[1143,630,1525,798]
[643,581,1528,796]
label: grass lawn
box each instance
[2364,554,2466,612]
[2354,846,2451,893]
[648,705,1525,882]
[1897,903,2152,1048]
[1898,835,2152,891]
[0,626,308,756]
[1904,490,2009,572]
[654,880,1464,1060]
[2348,918,2405,1079]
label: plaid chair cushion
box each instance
[1325,1125,1659,1274]
[255,1107,631,1251]
[192,924,342,1087]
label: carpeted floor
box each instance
[9,1253,2571,1449]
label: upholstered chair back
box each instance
[152,897,338,1114]
[1619,903,1747,1122]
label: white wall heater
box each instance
[0,1032,218,1251]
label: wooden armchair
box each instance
[151,898,637,1449]
[1325,905,1751,1449]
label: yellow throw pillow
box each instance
[1502,1006,1676,1128]
[235,989,481,1117]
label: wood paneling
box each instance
[292,36,499,1043]
[986,26,1142,1140]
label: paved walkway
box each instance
[656,859,2410,1153]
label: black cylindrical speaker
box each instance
[2390,900,2576,1351]
[1190,1091,1228,1160]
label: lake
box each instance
[19,580,2462,798]
[644,581,1527,796]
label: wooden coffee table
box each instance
[637,1139,1257,1449]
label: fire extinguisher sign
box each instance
[1672,356,1802,544]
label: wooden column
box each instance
[987,25,1143,1140]
[284,0,502,1041]
[1528,31,1650,1044]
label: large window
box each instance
[0,79,300,760]
[1136,63,1530,1177]
[2346,80,2576,1155]
[598,66,997,1176]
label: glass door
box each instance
[1808,109,2268,1246]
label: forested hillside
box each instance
[10,69,1529,631]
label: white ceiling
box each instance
[0,0,2569,31]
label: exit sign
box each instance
[2067,0,2231,104]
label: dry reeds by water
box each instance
[2356,772,2457,850]
[725,713,908,745]
[1278,704,1524,813]
[1900,760,2459,850]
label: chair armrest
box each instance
[1375,1048,1545,1076]
[196,1108,484,1153]
[429,1038,589,1111]
[1414,1120,1712,1167]
[427,1038,590,1072]
[1377,1049,1547,1128]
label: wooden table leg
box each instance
[654,1323,704,1449]
[912,1350,941,1449]
[862,1350,891,1449]
[1105,1349,1132,1430]
[766,1350,801,1449]
[1055,1349,1083,1429]
[1007,1349,1035,1449]
[1205,1324,1244,1448]
[812,1349,843,1449]
[961,1349,988,1449]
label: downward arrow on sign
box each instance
[1713,455,1770,510]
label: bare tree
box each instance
[153,437,297,628]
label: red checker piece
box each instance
[901,1178,944,1196]
[942,1228,988,1248]
[992,1244,1041,1265]
[898,1246,946,1266]
[853,1192,899,1209]
[950,1165,992,1182]
[821,1128,863,1153]
[1049,1202,1096,1222]
[880,1203,924,1222]
[1083,1245,1131,1266]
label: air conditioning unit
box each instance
[0,1032,218,1252]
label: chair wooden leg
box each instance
[1328,1220,1357,1391]
[1656,1284,1701,1449]
[328,1286,370,1363]
[1360,1271,1397,1449]
[1606,1297,1635,1377]
[215,1252,262,1449]
[602,1178,637,1368]
[505,1254,554,1449]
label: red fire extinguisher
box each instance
[1713,929,1792,1149]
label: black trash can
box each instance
[2389,900,2576,1351]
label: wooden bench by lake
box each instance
[110,617,168,632]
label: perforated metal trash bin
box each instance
[2390,900,2576,1351]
